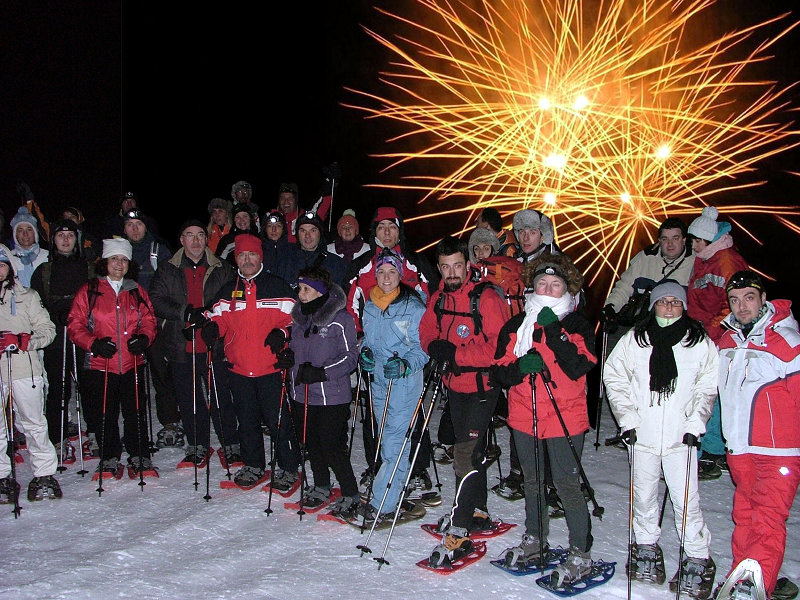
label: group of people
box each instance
[0,175,797,600]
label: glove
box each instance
[264,328,287,354]
[126,334,149,356]
[275,348,295,370]
[56,305,72,327]
[0,332,20,353]
[91,337,117,359]
[621,429,637,446]
[16,180,34,202]
[536,306,559,328]
[383,356,410,379]
[600,305,616,324]
[201,321,220,346]
[683,433,701,448]
[359,347,375,373]
[16,333,31,352]
[296,362,327,384]
[488,362,524,388]
[427,339,459,374]
[184,306,208,329]
[518,350,545,375]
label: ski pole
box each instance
[297,382,310,520]
[530,369,546,568]
[538,363,605,519]
[145,362,156,454]
[209,357,231,480]
[425,428,442,492]
[191,328,199,490]
[347,361,362,459]
[374,360,446,568]
[358,361,436,555]
[133,360,145,489]
[2,348,22,517]
[57,328,68,473]
[97,358,110,497]
[626,434,636,600]
[675,437,695,600]
[71,343,88,476]
[264,369,288,515]
[201,348,212,502]
[594,325,609,451]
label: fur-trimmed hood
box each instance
[291,282,347,329]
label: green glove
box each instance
[537,306,559,327]
[518,351,544,375]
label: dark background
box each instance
[2,1,799,314]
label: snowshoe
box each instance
[669,556,716,599]
[406,470,441,506]
[82,434,100,460]
[56,440,77,466]
[93,457,124,481]
[427,528,473,569]
[127,456,158,479]
[300,485,331,508]
[627,542,666,585]
[714,559,767,600]
[327,494,361,519]
[537,551,616,596]
[773,577,799,600]
[0,476,20,504]
[66,421,80,441]
[345,498,426,530]
[218,445,243,469]
[498,533,550,570]
[269,468,298,493]
[470,508,493,532]
[177,445,211,469]
[27,475,63,501]
[155,423,185,448]
[233,465,266,488]
[492,471,525,501]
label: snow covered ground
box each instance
[2,396,799,600]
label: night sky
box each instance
[2,1,799,306]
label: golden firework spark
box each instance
[344,0,800,290]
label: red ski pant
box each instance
[727,452,800,595]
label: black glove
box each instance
[621,428,637,446]
[201,321,220,346]
[296,362,327,384]
[427,340,459,374]
[600,305,618,332]
[126,334,149,356]
[91,337,117,359]
[275,348,295,370]
[264,328,287,354]
[184,306,207,328]
[319,162,341,197]
[56,305,72,327]
[683,433,701,448]
[16,180,34,202]
[488,362,524,389]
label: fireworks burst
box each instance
[344,0,800,290]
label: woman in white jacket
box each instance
[604,280,719,600]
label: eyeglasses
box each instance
[182,232,206,241]
[655,299,684,307]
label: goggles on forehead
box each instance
[726,271,764,294]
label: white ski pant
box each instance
[0,376,58,479]
[632,446,711,559]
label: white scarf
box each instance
[513,292,575,357]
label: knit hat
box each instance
[263,210,286,226]
[337,209,359,237]
[297,274,330,296]
[467,227,500,262]
[232,203,257,220]
[180,218,206,235]
[102,238,133,260]
[725,270,765,294]
[373,207,400,227]
[688,206,731,242]
[278,182,299,198]
[512,209,554,244]
[296,210,324,233]
[648,280,687,310]
[375,251,405,277]
[234,233,263,260]
[207,197,232,215]
[0,248,12,264]
[11,206,39,243]
[231,180,252,201]
[51,219,79,235]
[123,209,147,224]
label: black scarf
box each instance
[300,292,330,337]
[645,315,689,405]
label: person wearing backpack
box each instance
[30,219,94,463]
[419,236,511,568]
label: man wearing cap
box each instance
[419,236,511,564]
[9,206,49,287]
[716,270,800,600]
[262,210,290,276]
[230,180,260,231]
[101,191,160,240]
[215,202,261,267]
[326,209,370,265]
[508,208,560,263]
[206,198,232,255]
[202,233,300,489]
[30,219,94,463]
[277,210,347,287]
[686,206,748,480]
[149,219,241,468]
[0,246,60,503]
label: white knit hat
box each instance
[649,280,687,310]
[102,238,133,260]
[688,206,720,242]
[512,209,554,244]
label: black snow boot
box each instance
[27,475,63,501]
[669,556,716,599]
[627,542,666,585]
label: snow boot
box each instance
[669,556,716,599]
[773,577,799,600]
[233,465,265,487]
[549,546,593,588]
[470,508,493,532]
[628,542,667,585]
[223,444,242,465]
[82,433,100,460]
[0,476,20,504]
[55,440,77,465]
[127,456,153,474]
[428,526,473,568]
[270,468,298,493]
[359,467,375,487]
[27,475,63,501]
[433,443,454,464]
[698,453,723,480]
[182,445,209,466]
[156,423,184,448]
[501,533,549,569]
[329,493,361,519]
[406,469,441,506]
[301,485,331,508]
[96,457,120,474]
[493,468,524,500]
[66,421,80,440]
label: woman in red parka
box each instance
[67,238,158,478]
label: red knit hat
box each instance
[234,233,263,260]
[373,207,400,226]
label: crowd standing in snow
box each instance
[0,174,798,600]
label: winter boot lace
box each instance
[669,556,716,599]
[27,475,63,501]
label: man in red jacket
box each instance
[419,236,510,567]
